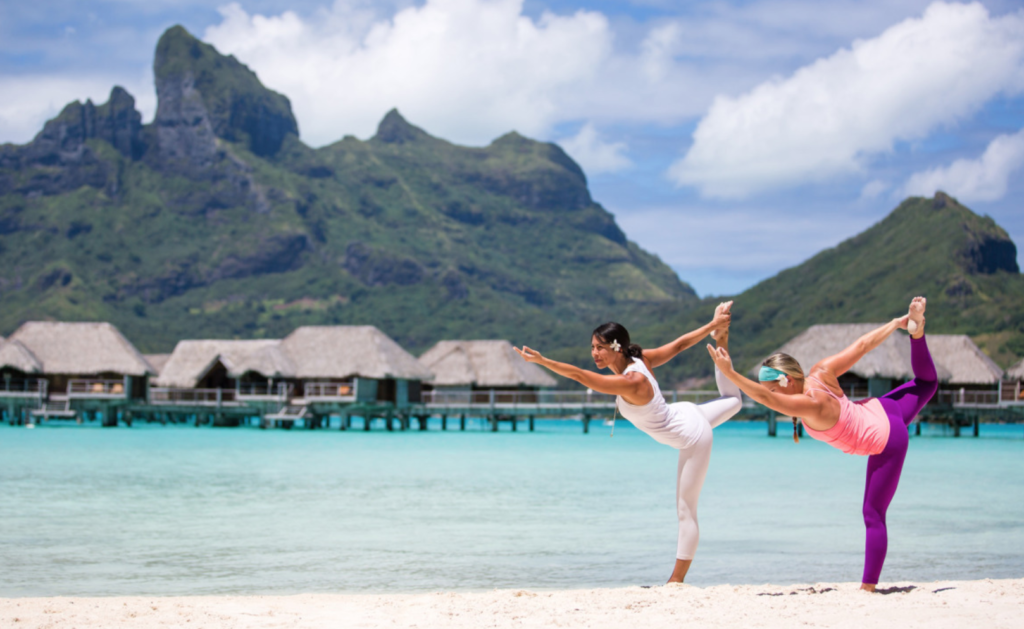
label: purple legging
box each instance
[862,335,938,584]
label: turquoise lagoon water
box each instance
[0,419,1022,596]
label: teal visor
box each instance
[758,366,788,382]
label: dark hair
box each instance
[592,322,643,359]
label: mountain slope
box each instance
[629,192,1024,386]
[0,25,693,353]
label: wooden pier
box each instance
[5,382,1024,436]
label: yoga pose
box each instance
[515,303,743,583]
[706,297,937,591]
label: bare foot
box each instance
[860,583,876,592]
[710,301,733,340]
[667,558,692,583]
[907,296,926,339]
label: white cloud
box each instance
[860,179,889,199]
[669,2,1024,198]
[0,74,155,145]
[204,0,614,146]
[557,123,631,175]
[902,127,1024,202]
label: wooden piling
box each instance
[529,415,535,432]
[460,414,466,431]
[582,414,590,434]
[767,410,777,437]
[441,414,447,430]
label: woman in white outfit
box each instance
[515,302,742,583]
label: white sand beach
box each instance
[3,578,1021,629]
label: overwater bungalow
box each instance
[0,337,46,422]
[1004,357,1024,402]
[149,326,432,425]
[280,325,433,409]
[417,340,556,405]
[762,324,1004,405]
[153,339,295,408]
[3,321,154,423]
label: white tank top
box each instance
[617,358,705,450]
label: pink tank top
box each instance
[801,376,890,456]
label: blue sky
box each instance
[2,0,1024,296]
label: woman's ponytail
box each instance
[627,343,643,359]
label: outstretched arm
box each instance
[514,346,651,400]
[816,317,905,378]
[706,345,825,419]
[645,301,732,369]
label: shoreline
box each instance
[3,578,1021,628]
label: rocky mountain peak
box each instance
[373,109,430,144]
[153,25,298,161]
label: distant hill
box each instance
[629,192,1024,386]
[0,25,693,353]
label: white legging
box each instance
[674,368,742,559]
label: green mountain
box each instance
[628,192,1024,386]
[0,26,693,353]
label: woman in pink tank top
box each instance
[707,297,937,592]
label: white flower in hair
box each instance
[778,375,790,387]
[609,340,622,352]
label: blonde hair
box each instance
[762,353,805,443]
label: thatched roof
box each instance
[154,340,294,388]
[281,326,433,381]
[143,354,171,376]
[9,321,153,376]
[0,339,43,373]
[419,340,556,387]
[1006,357,1024,381]
[758,324,1003,385]
[924,335,1004,385]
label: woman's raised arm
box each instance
[815,317,905,378]
[514,346,652,401]
[706,345,824,419]
[645,301,732,369]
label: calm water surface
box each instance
[1,420,1022,596]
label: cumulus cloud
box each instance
[669,2,1024,198]
[204,0,613,146]
[902,127,1024,202]
[557,123,631,175]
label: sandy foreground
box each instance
[2,579,1022,629]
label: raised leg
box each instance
[698,367,743,429]
[880,335,938,427]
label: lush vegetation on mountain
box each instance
[1,26,1022,386]
[0,26,693,354]
[625,193,1024,386]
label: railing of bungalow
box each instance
[935,389,1002,407]
[67,379,126,398]
[0,378,47,397]
[302,381,356,400]
[421,389,724,408]
[237,382,292,400]
[845,386,870,400]
[1001,380,1023,403]
[149,388,238,405]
